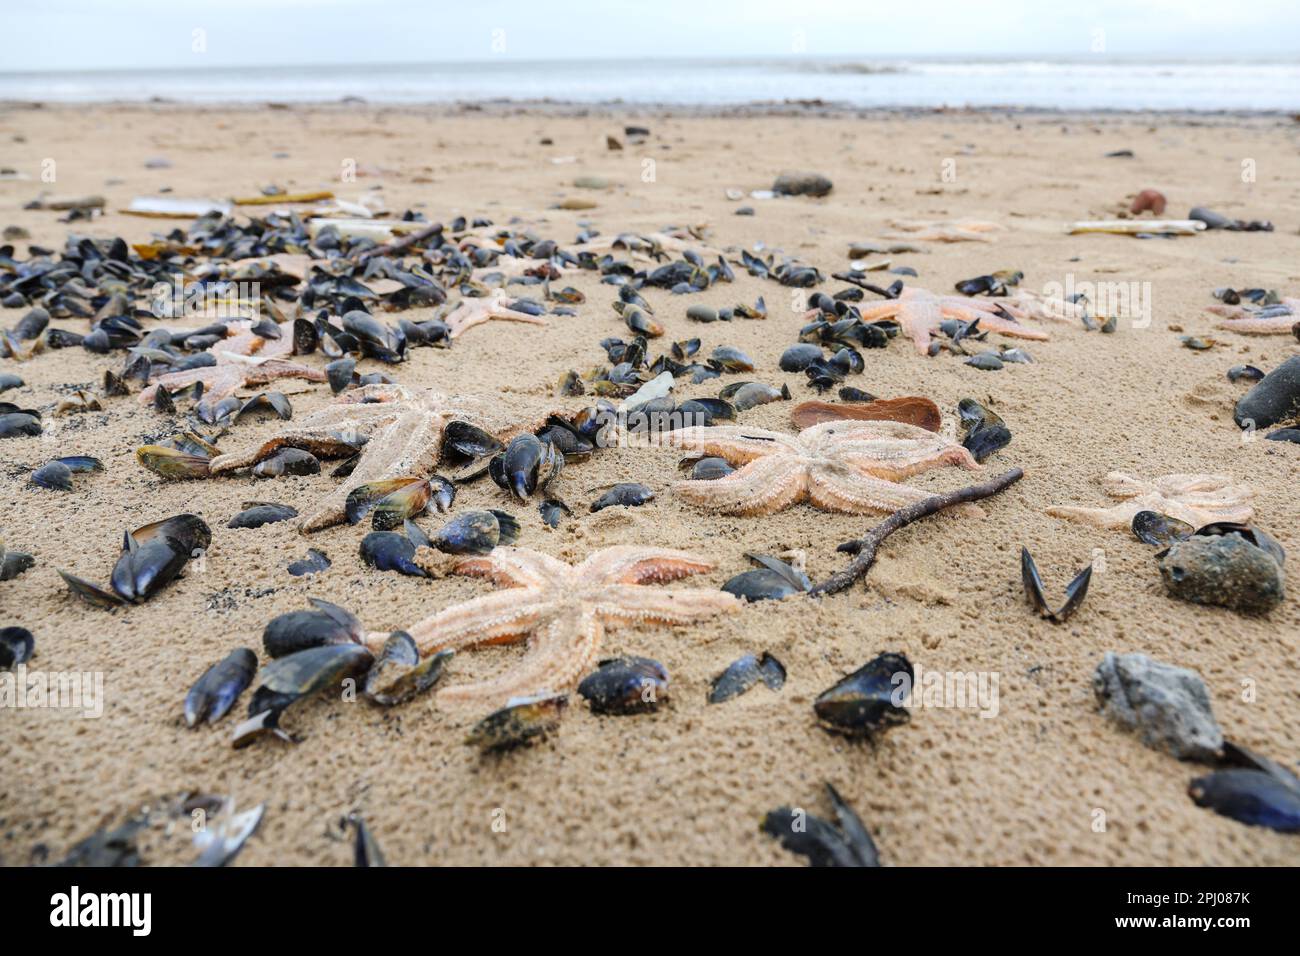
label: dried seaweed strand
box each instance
[809,468,1024,596]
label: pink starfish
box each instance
[443,290,548,339]
[1205,297,1298,335]
[852,287,1049,355]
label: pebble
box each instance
[1093,652,1223,761]
[1159,533,1285,614]
[1234,355,1300,430]
[1129,188,1166,215]
[772,171,833,198]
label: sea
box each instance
[0,57,1297,112]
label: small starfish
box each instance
[1001,289,1089,324]
[442,290,548,339]
[1046,472,1253,531]
[855,287,1049,355]
[364,545,738,708]
[207,383,551,532]
[1205,297,1298,335]
[637,420,981,516]
[138,321,325,405]
[883,219,1005,243]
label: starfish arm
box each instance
[855,302,903,322]
[138,365,246,405]
[631,423,796,464]
[806,464,947,515]
[454,547,573,590]
[299,409,447,532]
[941,304,1050,341]
[575,546,717,586]
[436,606,603,708]
[895,299,944,354]
[838,446,980,481]
[1215,316,1297,335]
[594,584,739,626]
[245,359,328,388]
[377,589,553,656]
[673,455,809,515]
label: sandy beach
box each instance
[1,102,1298,866]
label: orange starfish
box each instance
[366,545,738,708]
[642,420,981,516]
[1047,472,1254,531]
[856,287,1049,355]
[443,290,548,339]
[1205,297,1298,335]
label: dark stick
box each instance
[354,220,444,262]
[808,468,1024,597]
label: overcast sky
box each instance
[5,0,1298,72]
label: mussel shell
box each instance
[252,447,321,478]
[109,534,187,604]
[30,460,73,491]
[326,357,356,393]
[363,634,452,706]
[0,412,42,438]
[137,443,212,479]
[184,647,257,727]
[577,656,669,714]
[286,548,331,576]
[1188,769,1300,832]
[263,599,362,658]
[0,626,35,668]
[590,482,654,512]
[134,513,211,555]
[359,531,427,577]
[722,568,801,602]
[465,693,567,751]
[257,643,375,703]
[228,502,298,529]
[234,391,292,423]
[687,456,734,481]
[345,477,427,528]
[708,652,785,703]
[493,434,562,500]
[1020,548,1092,624]
[813,652,913,737]
[58,570,125,609]
[1131,510,1195,547]
[0,551,35,581]
[539,497,571,528]
[442,420,503,461]
[430,510,504,555]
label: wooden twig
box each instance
[355,220,444,262]
[808,468,1024,597]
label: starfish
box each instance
[1046,472,1253,531]
[138,321,325,405]
[1001,289,1090,324]
[207,383,551,532]
[883,219,1005,243]
[442,289,548,339]
[1205,297,1298,335]
[854,287,1049,355]
[364,545,739,708]
[635,420,981,516]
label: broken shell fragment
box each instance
[363,633,452,706]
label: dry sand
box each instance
[1,103,1298,866]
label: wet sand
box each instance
[0,102,1298,866]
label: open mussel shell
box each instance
[109,524,198,605]
[578,656,669,715]
[1188,769,1300,833]
[1132,510,1194,547]
[466,693,568,752]
[263,598,363,658]
[0,626,35,668]
[234,391,292,423]
[762,783,880,867]
[349,814,386,867]
[137,444,212,479]
[363,633,452,706]
[957,398,1011,462]
[185,648,257,727]
[722,553,810,602]
[1020,548,1092,624]
[708,651,786,704]
[443,420,503,462]
[813,652,912,737]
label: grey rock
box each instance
[1094,652,1224,760]
[1159,534,1284,614]
[1235,355,1300,430]
[773,171,833,198]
